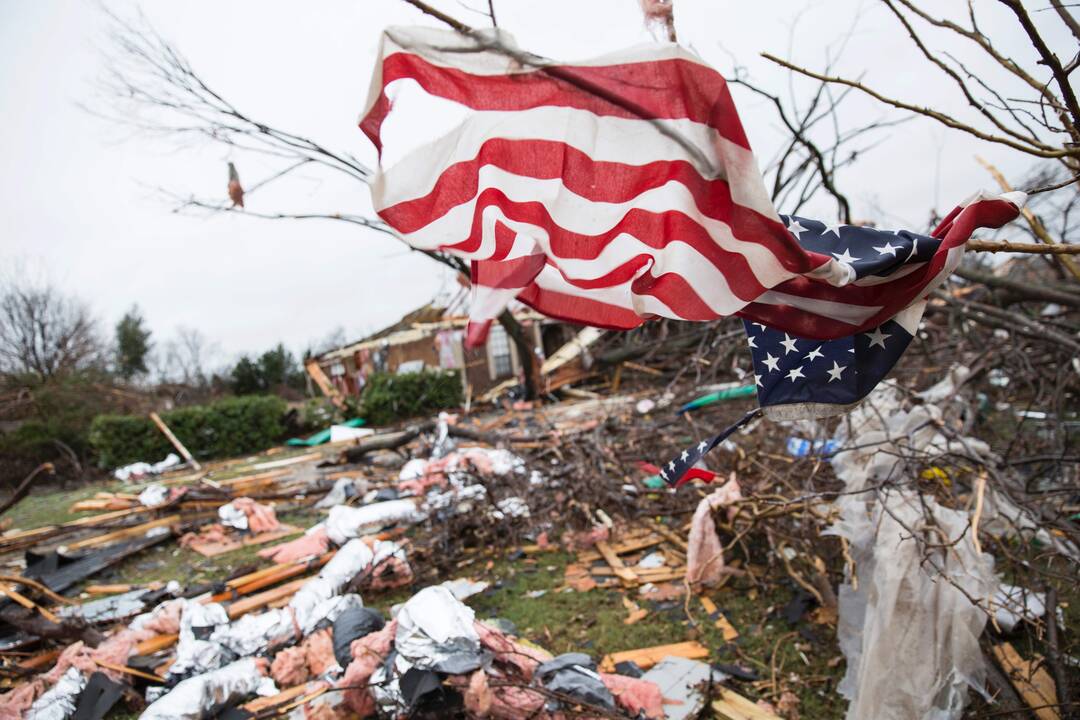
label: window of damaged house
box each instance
[487,324,513,379]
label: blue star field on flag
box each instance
[659,216,940,487]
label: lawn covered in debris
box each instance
[1,314,1078,719]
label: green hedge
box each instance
[361,370,463,426]
[89,395,288,469]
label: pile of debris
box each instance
[0,252,1076,719]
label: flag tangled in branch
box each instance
[359,26,1023,486]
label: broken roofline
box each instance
[317,308,550,362]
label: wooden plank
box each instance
[595,541,639,585]
[251,453,320,472]
[305,359,346,410]
[61,515,181,553]
[577,534,665,562]
[599,641,709,673]
[992,642,1060,720]
[226,577,310,619]
[243,683,311,712]
[150,412,201,471]
[712,689,783,720]
[648,520,690,552]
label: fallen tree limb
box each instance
[0,463,55,517]
[953,266,1080,308]
[966,239,1080,255]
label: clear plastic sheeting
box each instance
[141,658,277,720]
[324,501,425,545]
[25,667,85,720]
[394,585,483,674]
[829,491,993,720]
[827,383,997,720]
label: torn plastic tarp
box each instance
[535,653,616,710]
[827,384,997,720]
[686,475,742,587]
[168,601,232,680]
[141,658,276,720]
[394,585,483,674]
[333,607,386,668]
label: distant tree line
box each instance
[0,274,319,485]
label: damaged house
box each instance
[310,301,587,400]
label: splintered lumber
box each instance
[991,642,1060,720]
[648,520,690,551]
[712,689,783,720]
[589,566,687,583]
[577,534,665,563]
[227,577,310,619]
[213,553,334,601]
[150,412,201,471]
[60,515,181,553]
[305,359,346,409]
[595,541,640,585]
[599,641,709,673]
[243,684,312,712]
[251,453,321,472]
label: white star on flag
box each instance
[866,327,891,349]
[786,365,805,382]
[747,334,757,349]
[826,361,847,382]
[821,219,845,238]
[833,248,860,265]
[780,334,799,355]
[786,219,807,240]
[874,241,899,257]
[804,347,824,362]
[762,353,780,372]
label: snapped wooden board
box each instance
[599,640,709,673]
[186,525,302,558]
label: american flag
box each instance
[359,26,1022,348]
[657,218,941,487]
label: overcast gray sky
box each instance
[0,0,1060,369]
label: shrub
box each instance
[89,395,287,468]
[360,370,462,426]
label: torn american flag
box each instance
[359,26,1022,348]
[358,25,1023,487]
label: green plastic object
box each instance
[286,417,366,447]
[677,384,757,414]
[643,475,667,489]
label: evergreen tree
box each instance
[115,306,152,380]
[231,355,264,395]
